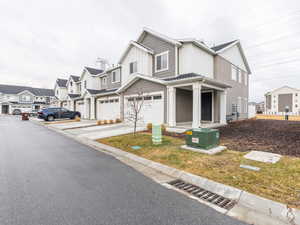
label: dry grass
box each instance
[98,133,300,208]
[256,114,300,121]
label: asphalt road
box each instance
[0,116,248,225]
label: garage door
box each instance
[124,93,164,125]
[75,101,84,116]
[97,98,120,121]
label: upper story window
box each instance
[129,61,137,74]
[112,70,120,83]
[155,51,169,72]
[56,90,59,95]
[231,65,237,81]
[102,76,107,85]
[21,95,31,102]
[84,80,87,89]
[70,81,73,86]
[238,69,242,83]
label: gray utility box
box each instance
[185,128,220,150]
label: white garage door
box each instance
[76,101,84,116]
[124,93,164,125]
[97,98,120,121]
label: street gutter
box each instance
[32,119,300,225]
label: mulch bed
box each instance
[219,119,300,157]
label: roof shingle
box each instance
[56,78,68,87]
[0,84,54,96]
[211,40,237,52]
[85,67,104,75]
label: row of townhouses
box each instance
[53,28,251,128]
[0,84,55,114]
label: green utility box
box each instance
[185,128,220,150]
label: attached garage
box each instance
[124,92,164,124]
[97,97,120,121]
[75,100,85,116]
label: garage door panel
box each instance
[124,93,164,125]
[97,98,120,121]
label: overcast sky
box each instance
[1,0,300,102]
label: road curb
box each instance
[33,120,300,225]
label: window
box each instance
[238,69,242,83]
[56,90,59,95]
[112,70,120,83]
[102,77,107,85]
[84,80,87,89]
[70,81,73,86]
[129,61,137,74]
[231,66,237,81]
[155,51,168,72]
[144,96,152,100]
[153,95,162,100]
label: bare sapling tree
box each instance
[125,91,150,135]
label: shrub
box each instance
[96,120,102,125]
[109,119,114,124]
[75,117,81,122]
[161,124,167,134]
[103,120,108,124]
[116,118,122,123]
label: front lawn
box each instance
[98,133,300,208]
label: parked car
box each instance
[12,109,22,115]
[37,107,81,121]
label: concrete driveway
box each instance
[0,115,247,225]
[66,123,146,140]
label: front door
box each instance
[201,92,212,121]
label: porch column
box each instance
[70,100,75,111]
[192,82,202,128]
[167,86,176,127]
[220,90,227,124]
[90,96,96,120]
[84,98,89,119]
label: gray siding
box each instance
[214,56,249,119]
[278,94,293,112]
[214,90,220,122]
[122,79,167,123]
[140,33,176,78]
[176,89,192,123]
[102,68,122,90]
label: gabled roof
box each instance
[87,88,118,95]
[68,94,81,99]
[85,67,104,75]
[56,78,68,88]
[137,27,182,46]
[265,85,300,95]
[70,75,80,82]
[211,40,238,52]
[117,73,166,93]
[177,39,216,55]
[0,84,54,96]
[211,40,251,74]
[118,41,154,64]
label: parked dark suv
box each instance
[38,107,81,121]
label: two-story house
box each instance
[0,84,55,114]
[115,28,251,128]
[265,86,300,115]
[53,78,68,107]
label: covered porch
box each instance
[167,81,228,129]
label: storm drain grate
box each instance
[168,179,236,210]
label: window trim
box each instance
[155,51,169,73]
[231,65,237,81]
[129,61,138,74]
[102,76,107,85]
[111,70,120,83]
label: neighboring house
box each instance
[53,78,68,107]
[0,84,55,114]
[256,101,265,113]
[53,28,251,128]
[265,86,300,114]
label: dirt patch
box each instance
[219,119,300,157]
